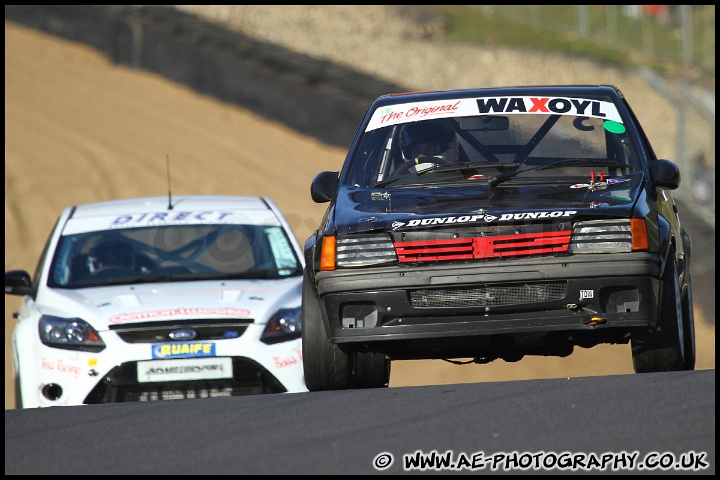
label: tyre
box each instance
[302,268,391,390]
[302,268,352,391]
[680,276,696,370]
[631,247,691,372]
[349,350,391,389]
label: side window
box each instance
[344,127,393,187]
[51,238,74,286]
[265,226,300,274]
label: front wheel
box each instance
[680,275,696,370]
[301,268,390,390]
[302,268,351,391]
[348,350,391,389]
[631,247,693,372]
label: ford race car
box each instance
[302,85,695,391]
[6,195,307,408]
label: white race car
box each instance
[6,195,308,408]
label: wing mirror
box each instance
[651,159,680,190]
[310,171,339,203]
[5,270,32,296]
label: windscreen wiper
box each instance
[416,161,520,176]
[489,159,630,187]
[373,162,519,187]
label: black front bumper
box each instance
[314,252,662,345]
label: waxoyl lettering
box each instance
[477,97,608,118]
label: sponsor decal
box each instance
[41,357,82,379]
[570,178,631,189]
[273,349,303,369]
[391,210,576,230]
[368,100,464,129]
[109,307,251,324]
[152,342,217,359]
[365,96,622,131]
[366,99,480,131]
[475,97,622,123]
[110,210,234,227]
[137,357,232,382]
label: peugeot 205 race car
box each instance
[302,85,695,391]
[6,195,308,408]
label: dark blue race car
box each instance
[302,85,695,391]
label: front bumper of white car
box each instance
[16,325,306,408]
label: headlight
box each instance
[261,307,301,344]
[569,219,648,253]
[321,234,397,270]
[39,316,106,352]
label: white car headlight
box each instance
[39,316,106,352]
[261,307,301,344]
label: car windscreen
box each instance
[48,224,302,288]
[343,94,642,188]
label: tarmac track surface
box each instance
[4,370,716,474]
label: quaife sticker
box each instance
[152,342,217,359]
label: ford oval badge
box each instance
[169,328,197,341]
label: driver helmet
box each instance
[87,239,134,273]
[400,119,458,163]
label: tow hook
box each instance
[567,304,607,326]
[583,317,608,326]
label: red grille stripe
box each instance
[395,230,571,262]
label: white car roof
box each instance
[62,196,287,235]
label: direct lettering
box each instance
[109,210,235,226]
[149,213,170,222]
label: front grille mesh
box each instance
[113,380,268,402]
[410,281,567,307]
